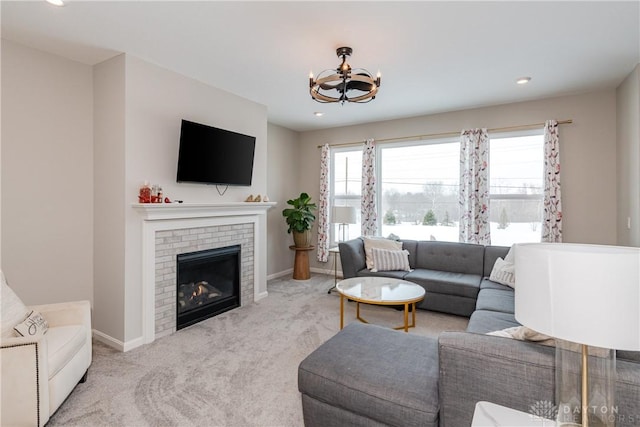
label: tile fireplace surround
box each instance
[133,202,275,345]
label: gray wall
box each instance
[297,90,619,272]
[1,40,94,305]
[266,123,299,277]
[616,64,640,247]
[2,41,269,348]
[93,54,268,346]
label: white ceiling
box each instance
[2,1,639,132]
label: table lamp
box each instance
[333,206,357,242]
[515,243,640,427]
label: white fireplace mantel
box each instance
[133,202,276,345]
[132,201,277,220]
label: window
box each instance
[379,139,460,241]
[331,147,362,244]
[327,130,545,246]
[489,131,544,246]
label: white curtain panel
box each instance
[459,128,491,244]
[361,139,377,236]
[542,120,562,242]
[316,143,330,262]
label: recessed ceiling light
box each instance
[516,77,531,85]
[46,0,65,6]
[314,112,324,117]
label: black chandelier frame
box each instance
[309,47,381,104]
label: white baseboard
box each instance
[92,329,144,352]
[310,267,332,275]
[310,267,343,279]
[267,268,293,280]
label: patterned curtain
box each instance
[542,120,562,242]
[316,143,330,262]
[459,128,491,244]
[361,139,377,236]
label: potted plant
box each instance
[282,192,317,248]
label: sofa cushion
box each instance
[482,245,511,277]
[400,240,418,267]
[46,325,87,379]
[466,309,520,334]
[356,269,408,280]
[475,289,515,314]
[489,257,515,288]
[1,271,29,339]
[404,269,481,299]
[479,277,513,291]
[298,323,440,427]
[370,248,411,272]
[363,237,403,270]
[414,241,485,275]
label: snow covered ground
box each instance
[380,221,541,246]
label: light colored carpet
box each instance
[48,274,468,427]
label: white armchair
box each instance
[1,275,92,427]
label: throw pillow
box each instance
[1,270,29,339]
[504,244,516,263]
[487,326,554,346]
[370,248,411,272]
[363,237,403,270]
[489,257,515,288]
[13,310,49,337]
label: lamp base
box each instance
[555,340,616,427]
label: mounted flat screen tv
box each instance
[176,119,256,186]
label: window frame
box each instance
[376,136,461,240]
[330,145,363,246]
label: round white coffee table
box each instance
[336,276,426,332]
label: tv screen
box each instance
[176,119,256,186]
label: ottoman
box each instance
[298,323,440,427]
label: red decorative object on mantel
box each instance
[139,181,152,203]
[138,181,168,203]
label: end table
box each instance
[289,245,314,280]
[327,246,340,293]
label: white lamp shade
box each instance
[333,206,357,224]
[515,243,640,351]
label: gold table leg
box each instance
[404,303,409,332]
[412,303,416,328]
[343,299,421,333]
[340,294,344,329]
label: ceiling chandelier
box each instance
[309,47,381,104]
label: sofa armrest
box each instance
[1,336,51,426]
[438,331,555,427]
[338,238,366,278]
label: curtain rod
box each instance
[316,119,573,149]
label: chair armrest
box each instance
[1,336,50,426]
[30,300,92,359]
[30,300,91,329]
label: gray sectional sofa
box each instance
[298,238,640,426]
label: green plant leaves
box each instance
[282,192,317,233]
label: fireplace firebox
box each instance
[176,245,241,330]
